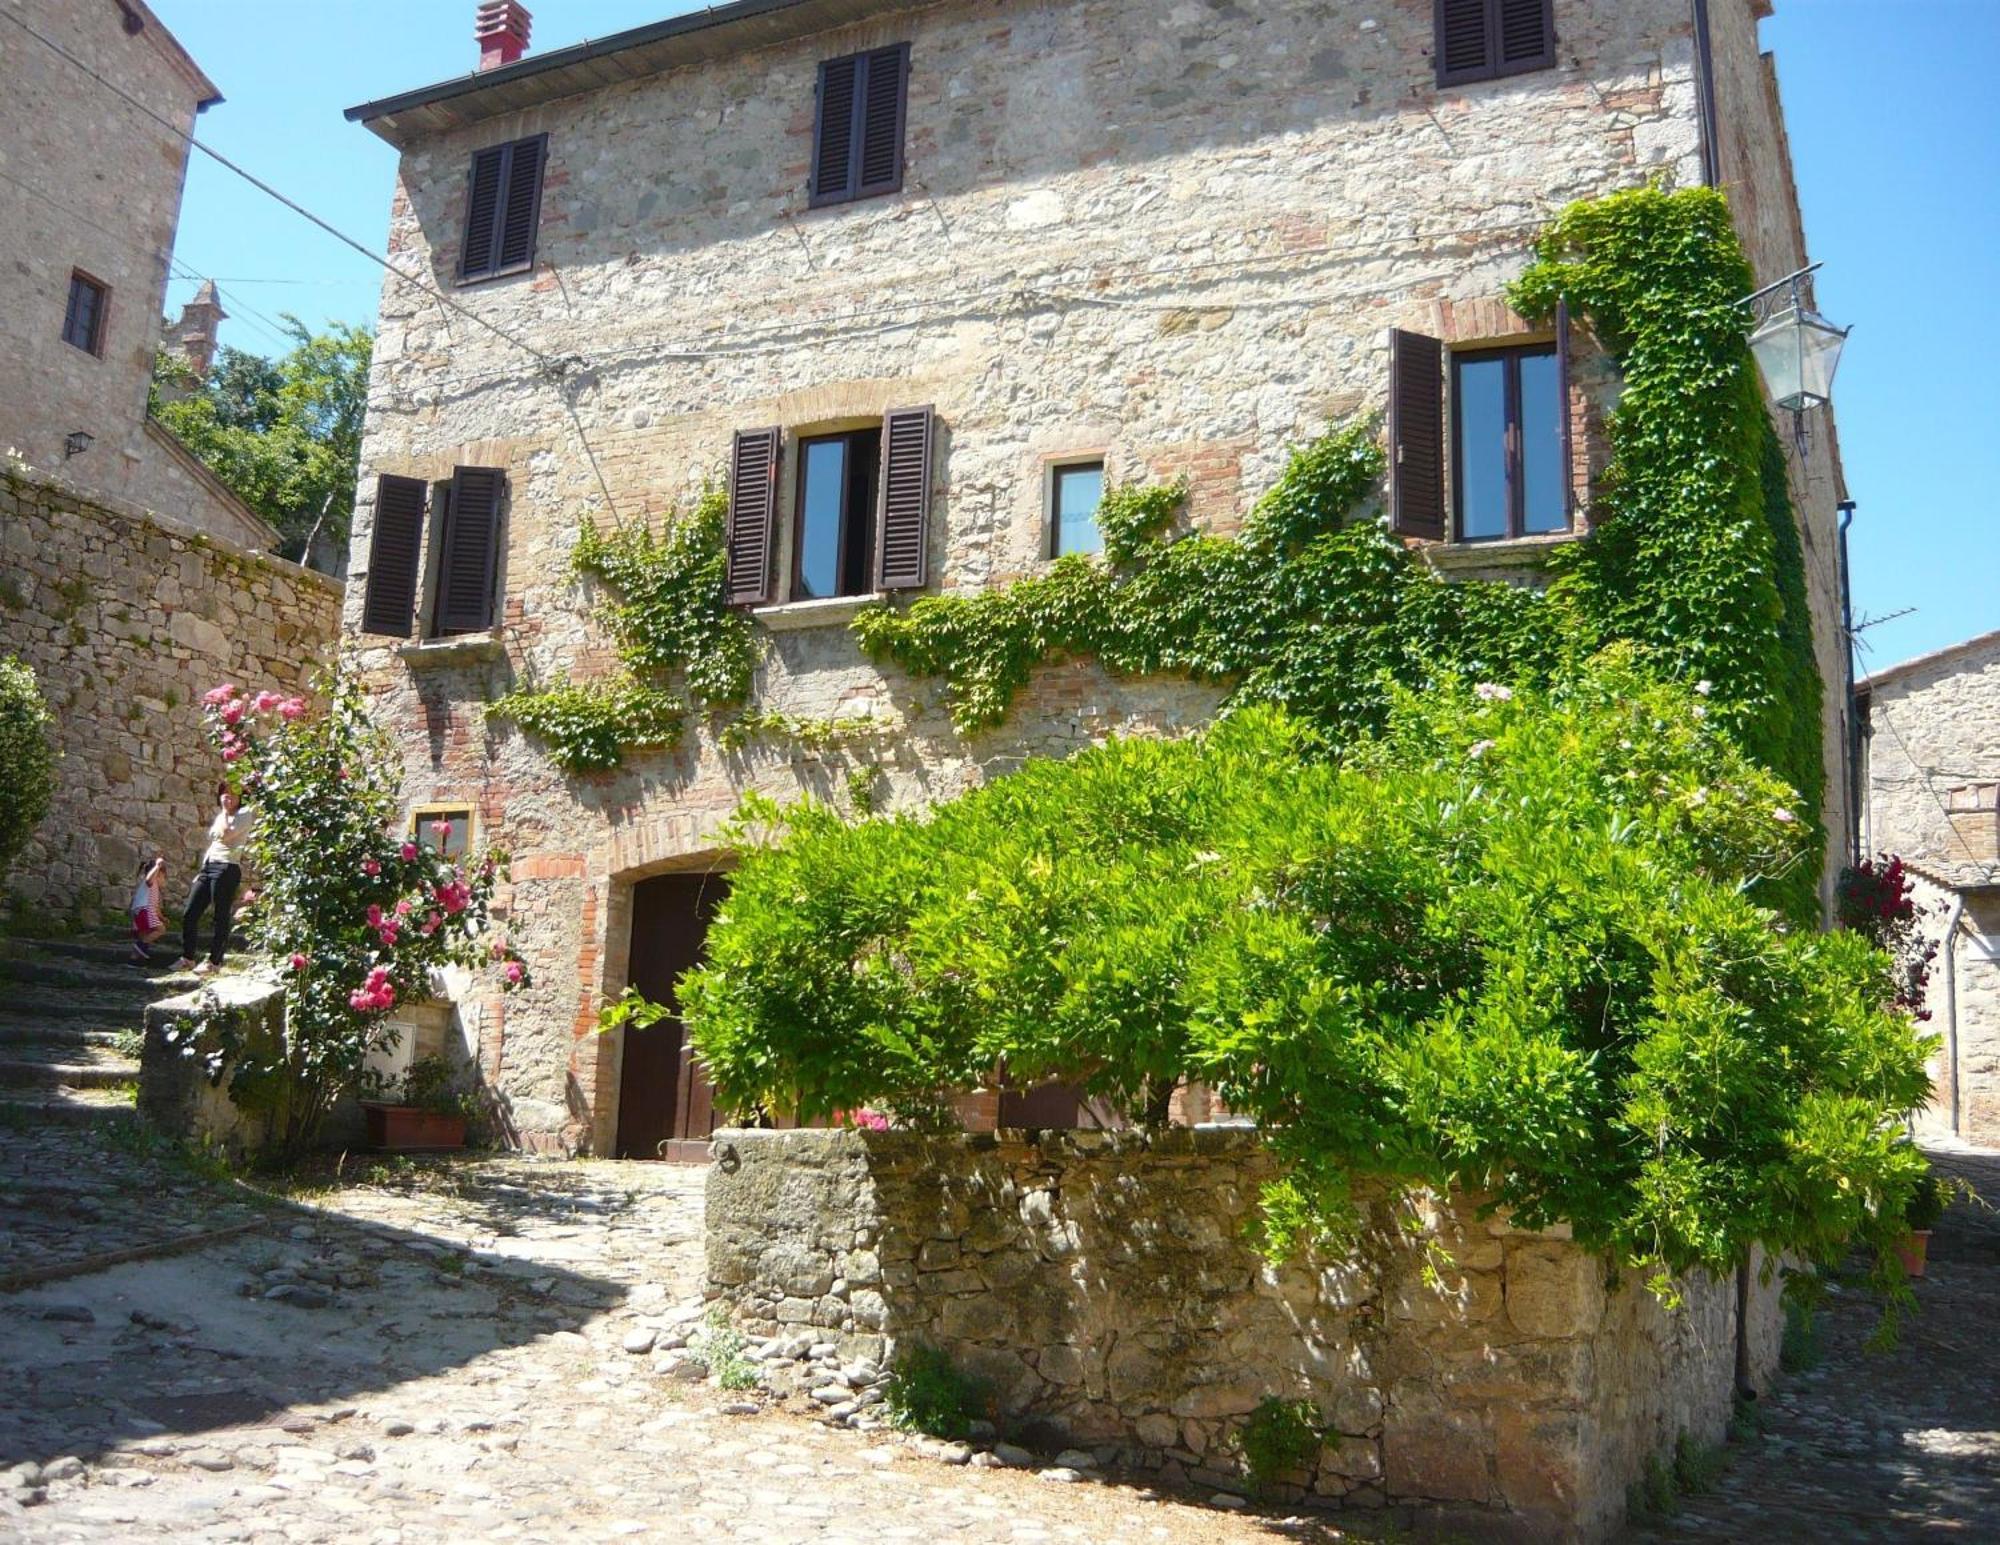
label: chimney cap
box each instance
[476,0,531,71]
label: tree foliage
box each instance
[151,318,372,566]
[0,658,56,895]
[682,654,1933,1293]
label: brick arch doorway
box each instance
[613,870,730,1161]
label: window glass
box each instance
[1053,464,1105,557]
[796,438,849,600]
[63,274,104,353]
[1518,351,1566,534]
[413,811,471,861]
[1455,356,1509,541]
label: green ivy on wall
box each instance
[487,185,1824,918]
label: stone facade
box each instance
[0,0,273,551]
[1861,630,2000,1145]
[0,461,340,920]
[341,0,1849,1152]
[705,1128,1780,1542]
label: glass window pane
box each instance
[1455,357,1508,540]
[1054,464,1104,556]
[1519,350,1567,534]
[797,438,848,600]
[414,810,471,860]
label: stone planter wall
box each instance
[704,1128,1781,1543]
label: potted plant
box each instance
[1897,1166,1946,1278]
[362,1054,470,1152]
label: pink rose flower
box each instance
[221,701,245,727]
[377,923,400,946]
[503,960,524,985]
[278,697,307,721]
[365,904,384,927]
[289,952,309,972]
[395,899,412,917]
[430,819,453,839]
[400,842,419,861]
[202,683,239,707]
[221,744,242,763]
[252,691,281,714]
[362,859,381,877]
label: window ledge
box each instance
[398,630,504,666]
[752,594,884,632]
[1421,533,1580,574]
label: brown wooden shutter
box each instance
[460,146,507,278]
[856,45,910,197]
[1497,0,1556,72]
[1389,329,1447,541]
[1435,0,1493,84]
[360,474,428,636]
[495,135,547,272]
[1555,297,1575,524]
[875,406,933,591]
[436,466,505,635]
[811,55,860,206]
[725,428,781,607]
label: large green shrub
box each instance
[0,657,56,892]
[683,652,1932,1291]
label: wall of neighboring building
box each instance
[342,0,1779,1152]
[1861,634,2000,1144]
[0,462,340,923]
[0,0,269,549]
[1703,0,1851,912]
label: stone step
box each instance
[0,987,160,1028]
[0,1047,141,1090]
[0,1089,139,1128]
[0,1021,126,1050]
[0,947,192,993]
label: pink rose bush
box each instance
[190,673,530,1160]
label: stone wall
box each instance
[0,462,340,920]
[705,1128,1780,1542]
[0,0,269,550]
[1862,630,2000,1144]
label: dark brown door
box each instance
[613,873,728,1161]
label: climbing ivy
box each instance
[487,491,755,773]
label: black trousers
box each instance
[181,860,242,966]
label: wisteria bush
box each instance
[173,671,526,1161]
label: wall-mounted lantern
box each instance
[64,430,93,460]
[1744,262,1850,450]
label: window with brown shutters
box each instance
[1435,0,1556,87]
[61,270,109,356]
[1389,329,1446,541]
[725,428,782,607]
[810,44,910,208]
[459,134,547,282]
[361,474,429,636]
[875,406,933,590]
[433,466,506,635]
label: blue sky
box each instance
[149,0,1996,669]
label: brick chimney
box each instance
[476,1,531,71]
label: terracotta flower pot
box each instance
[362,1102,467,1152]
[1895,1229,1931,1279]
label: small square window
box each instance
[1051,462,1105,558]
[411,808,472,861]
[62,271,107,355]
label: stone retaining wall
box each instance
[705,1127,1780,1543]
[0,462,340,920]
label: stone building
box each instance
[0,0,275,550]
[1860,628,2000,1147]
[340,0,1853,1157]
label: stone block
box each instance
[1505,1243,1607,1339]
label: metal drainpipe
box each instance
[1942,891,1967,1135]
[1838,501,1860,865]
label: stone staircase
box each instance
[0,933,196,1126]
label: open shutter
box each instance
[495,135,546,272]
[856,45,910,197]
[1389,329,1447,541]
[1497,0,1556,72]
[811,55,860,205]
[1555,297,1575,523]
[460,145,507,278]
[875,406,933,591]
[725,428,781,607]
[1435,0,1494,84]
[437,466,505,635]
[361,475,428,636]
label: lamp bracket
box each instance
[1742,263,1825,328]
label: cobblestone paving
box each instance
[1624,1140,2000,1543]
[0,1153,1355,1544]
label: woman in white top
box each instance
[174,783,256,974]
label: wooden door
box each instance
[613,872,728,1161]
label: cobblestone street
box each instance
[3,1125,1996,1543]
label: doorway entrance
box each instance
[613,872,728,1161]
